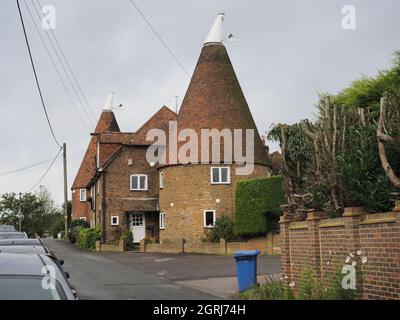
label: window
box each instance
[131,213,144,226]
[130,174,148,191]
[159,172,164,189]
[79,189,87,201]
[211,167,230,184]
[204,210,216,228]
[160,213,166,229]
[79,217,87,221]
[111,216,119,226]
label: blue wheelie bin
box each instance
[234,250,260,292]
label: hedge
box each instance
[234,176,286,237]
[76,226,101,250]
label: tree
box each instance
[0,186,62,237]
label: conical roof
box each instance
[94,110,120,133]
[177,42,269,165]
[72,106,121,189]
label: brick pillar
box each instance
[220,238,227,254]
[342,207,365,254]
[279,215,292,282]
[140,239,146,253]
[307,211,327,277]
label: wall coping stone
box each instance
[289,221,308,230]
[359,212,397,225]
[343,207,368,217]
[307,211,328,221]
[319,218,345,228]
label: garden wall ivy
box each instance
[234,176,286,237]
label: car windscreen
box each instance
[0,233,28,240]
[0,276,67,300]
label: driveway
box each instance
[43,239,281,300]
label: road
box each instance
[43,239,281,300]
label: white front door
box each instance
[130,213,145,243]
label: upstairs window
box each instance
[204,210,216,228]
[79,189,87,202]
[130,174,148,191]
[159,213,166,229]
[211,167,230,184]
[159,172,164,189]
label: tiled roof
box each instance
[71,111,121,189]
[125,106,177,146]
[176,43,270,166]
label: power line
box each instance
[30,0,96,128]
[21,0,92,133]
[16,0,61,148]
[24,147,62,193]
[35,0,97,123]
[127,0,190,78]
[0,158,54,177]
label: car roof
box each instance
[0,253,59,276]
[0,246,47,254]
[0,239,41,246]
[0,225,16,232]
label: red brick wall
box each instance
[71,188,91,221]
[280,210,400,300]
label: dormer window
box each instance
[79,189,87,202]
[211,167,230,184]
[130,174,148,191]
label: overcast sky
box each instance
[1,0,399,204]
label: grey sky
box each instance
[1,0,399,204]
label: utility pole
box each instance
[63,143,69,236]
[18,192,22,232]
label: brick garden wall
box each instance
[140,233,281,255]
[280,209,400,300]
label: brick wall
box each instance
[280,209,400,300]
[71,188,92,221]
[141,233,281,255]
[159,163,270,243]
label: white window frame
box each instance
[203,210,216,228]
[159,212,166,230]
[79,217,87,221]
[159,172,164,189]
[130,174,148,191]
[111,216,119,226]
[79,189,87,202]
[210,167,230,184]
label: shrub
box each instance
[204,215,235,242]
[120,230,134,249]
[50,217,65,239]
[68,219,90,244]
[234,176,286,237]
[239,281,294,300]
[76,226,101,250]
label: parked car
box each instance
[0,225,16,232]
[0,239,68,277]
[0,253,77,300]
[0,232,28,240]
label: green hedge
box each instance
[234,176,286,237]
[76,226,101,250]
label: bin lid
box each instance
[233,250,260,258]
